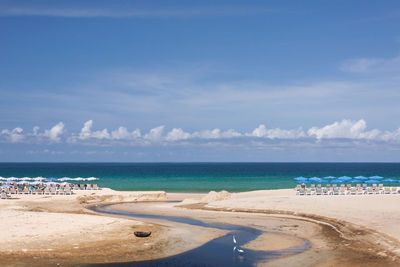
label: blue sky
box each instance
[1,0,400,161]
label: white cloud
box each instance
[111,127,141,140]
[144,126,165,141]
[43,122,64,142]
[166,128,191,141]
[78,120,110,140]
[0,5,274,18]
[340,55,400,73]
[3,119,400,146]
[1,127,24,143]
[307,119,380,140]
[247,124,305,139]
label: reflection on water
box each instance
[90,204,311,267]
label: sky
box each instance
[1,0,400,162]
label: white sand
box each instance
[205,189,400,242]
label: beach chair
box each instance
[93,184,99,190]
[326,184,331,191]
[339,187,346,195]
[372,184,378,193]
[50,187,56,195]
[356,187,364,195]
[310,184,316,191]
[379,184,383,191]
[23,187,29,194]
[333,188,339,195]
[306,189,312,195]
[332,184,337,190]
[391,187,398,194]
[350,188,356,195]
[316,188,322,195]
[346,184,352,191]
[65,187,72,195]
[367,187,374,194]
[44,187,50,195]
[295,185,301,191]
[362,184,367,190]
[1,191,10,199]
[384,187,391,194]
[323,188,329,195]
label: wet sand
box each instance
[0,188,399,266]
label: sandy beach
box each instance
[0,188,399,266]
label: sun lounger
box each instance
[326,184,331,190]
[44,187,50,195]
[316,188,322,195]
[50,187,56,195]
[356,187,364,195]
[350,188,356,195]
[310,184,316,191]
[346,184,352,190]
[93,184,99,190]
[306,189,312,195]
[339,188,346,195]
[384,187,391,194]
[391,187,398,194]
[378,184,383,191]
[65,187,72,195]
[362,184,367,190]
[1,191,10,199]
[333,188,339,195]
[367,187,374,194]
[323,188,329,195]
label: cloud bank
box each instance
[2,119,400,146]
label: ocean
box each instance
[1,163,400,192]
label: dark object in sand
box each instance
[134,231,151,237]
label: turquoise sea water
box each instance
[1,163,400,192]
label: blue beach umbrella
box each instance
[331,179,343,183]
[323,176,336,179]
[309,177,322,182]
[338,176,352,181]
[354,176,368,180]
[365,179,380,183]
[294,176,308,181]
[46,177,58,181]
[297,181,309,183]
[383,179,397,183]
[350,179,361,183]
[369,176,384,179]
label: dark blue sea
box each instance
[1,163,400,192]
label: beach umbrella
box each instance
[86,177,99,181]
[354,176,368,180]
[294,177,308,181]
[323,176,336,179]
[34,177,45,181]
[350,179,361,183]
[338,176,352,181]
[369,176,384,179]
[382,179,397,183]
[365,179,380,183]
[330,179,344,183]
[309,177,322,181]
[297,181,309,183]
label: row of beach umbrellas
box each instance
[0,176,99,182]
[293,176,400,184]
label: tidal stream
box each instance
[89,203,311,267]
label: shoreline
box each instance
[0,188,399,266]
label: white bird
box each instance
[237,249,244,253]
[233,235,237,244]
[233,246,236,252]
